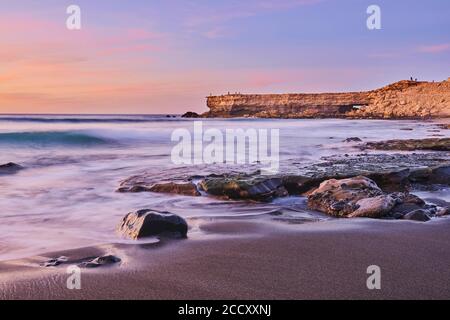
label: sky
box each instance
[0,0,449,114]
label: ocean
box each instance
[0,114,448,261]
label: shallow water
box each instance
[0,115,448,261]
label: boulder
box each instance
[117,209,188,239]
[0,162,23,175]
[307,176,433,219]
[403,210,431,222]
[307,176,389,218]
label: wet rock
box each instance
[0,162,23,175]
[117,209,188,240]
[307,176,391,218]
[79,255,121,268]
[403,209,431,222]
[41,256,68,267]
[343,137,362,142]
[149,182,200,196]
[199,175,288,201]
[307,176,434,219]
[181,111,200,118]
[118,181,200,196]
[362,138,450,151]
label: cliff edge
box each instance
[203,78,450,119]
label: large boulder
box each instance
[117,209,188,240]
[307,176,435,220]
[307,176,392,218]
[199,176,288,201]
[0,162,23,175]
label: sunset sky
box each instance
[0,0,449,114]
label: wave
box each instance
[0,131,112,146]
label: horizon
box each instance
[1,0,449,114]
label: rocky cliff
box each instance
[203,78,450,119]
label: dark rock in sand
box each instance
[41,256,68,267]
[117,209,188,240]
[403,210,431,222]
[0,162,23,175]
[79,255,121,268]
[181,111,200,118]
[343,137,362,142]
[199,175,288,201]
[362,138,450,151]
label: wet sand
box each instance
[1,217,450,300]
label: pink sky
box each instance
[0,0,448,114]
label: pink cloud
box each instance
[418,43,450,54]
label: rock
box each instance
[349,195,397,218]
[118,181,200,196]
[362,138,450,151]
[307,176,389,218]
[79,255,121,268]
[149,182,200,196]
[41,256,68,267]
[343,137,362,142]
[403,210,431,222]
[307,176,433,219]
[199,175,288,201]
[181,111,200,118]
[117,209,188,240]
[0,162,23,175]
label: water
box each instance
[0,115,448,261]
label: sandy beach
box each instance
[2,217,450,300]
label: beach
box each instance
[1,217,450,300]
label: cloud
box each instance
[417,43,450,54]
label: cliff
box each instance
[203,78,450,119]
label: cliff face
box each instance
[204,79,450,119]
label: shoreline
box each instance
[1,217,450,300]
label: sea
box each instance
[0,114,448,261]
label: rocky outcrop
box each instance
[362,138,450,151]
[203,79,450,119]
[117,209,188,239]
